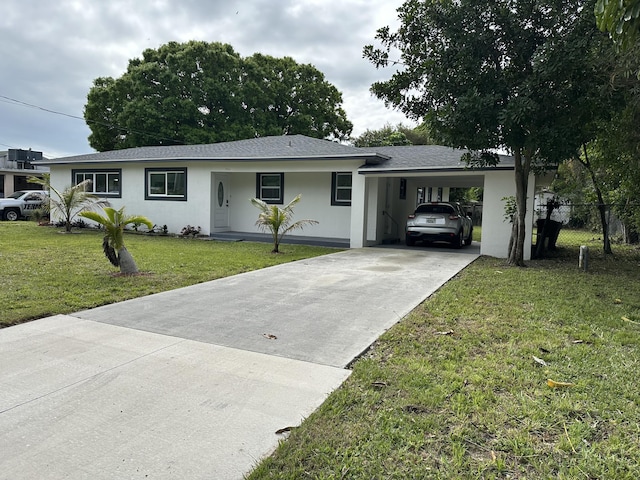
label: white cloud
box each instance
[0,0,409,157]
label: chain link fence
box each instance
[533,201,640,261]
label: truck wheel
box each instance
[4,209,20,221]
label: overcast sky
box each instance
[0,0,412,159]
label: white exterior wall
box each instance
[49,159,539,259]
[228,171,352,238]
[49,160,359,239]
[481,170,535,260]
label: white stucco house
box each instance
[36,134,547,260]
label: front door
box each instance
[213,173,230,230]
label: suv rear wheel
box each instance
[464,227,473,246]
[451,230,463,249]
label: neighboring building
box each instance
[36,135,550,260]
[0,149,49,197]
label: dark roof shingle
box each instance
[38,135,385,165]
[36,134,514,171]
[358,145,514,172]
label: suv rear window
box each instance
[415,204,455,215]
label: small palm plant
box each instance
[28,174,109,232]
[80,207,153,274]
[250,194,318,253]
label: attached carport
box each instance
[349,145,539,261]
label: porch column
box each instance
[482,171,536,260]
[366,177,380,243]
[350,173,367,248]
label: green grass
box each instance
[4,222,639,478]
[248,246,640,479]
[473,225,482,242]
[0,222,339,327]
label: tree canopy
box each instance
[352,122,435,147]
[364,0,613,265]
[353,125,410,147]
[595,0,640,50]
[84,41,353,151]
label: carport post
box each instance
[349,172,367,248]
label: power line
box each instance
[0,95,85,121]
[0,94,186,148]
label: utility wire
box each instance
[0,94,186,147]
[0,95,85,121]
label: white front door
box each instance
[213,173,230,230]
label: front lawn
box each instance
[3,222,639,478]
[0,223,339,327]
[248,247,640,478]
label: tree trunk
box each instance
[623,222,639,244]
[534,199,556,259]
[117,246,139,274]
[579,145,612,255]
[508,149,531,267]
[596,201,612,254]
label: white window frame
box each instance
[72,169,121,197]
[256,173,284,204]
[331,172,352,206]
[145,168,187,201]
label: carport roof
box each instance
[357,145,515,174]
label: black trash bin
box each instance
[536,219,563,251]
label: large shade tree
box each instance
[595,0,640,50]
[243,54,353,140]
[554,114,640,252]
[364,0,611,265]
[84,41,353,151]
[352,122,436,147]
[352,123,412,147]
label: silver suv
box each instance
[405,202,473,248]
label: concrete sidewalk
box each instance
[0,247,478,479]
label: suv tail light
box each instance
[408,214,416,219]
[449,215,460,220]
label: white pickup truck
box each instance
[0,190,46,221]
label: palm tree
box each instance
[250,194,318,253]
[80,207,153,274]
[28,174,109,232]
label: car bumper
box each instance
[406,227,458,242]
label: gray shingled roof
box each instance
[358,145,515,172]
[37,135,387,165]
[36,134,515,171]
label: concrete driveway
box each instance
[0,247,478,479]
